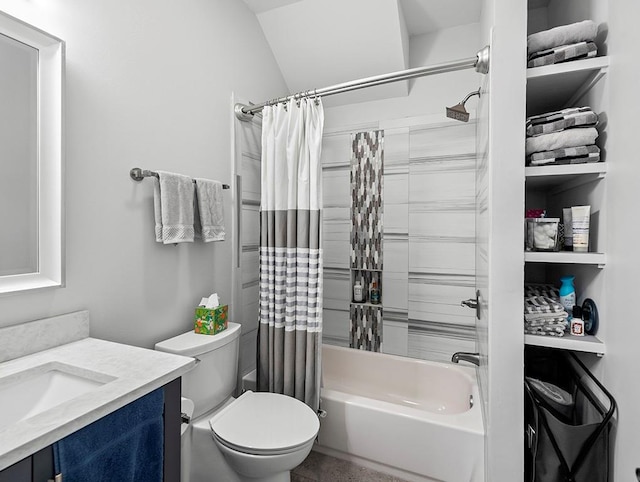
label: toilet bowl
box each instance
[210,391,319,482]
[155,323,320,482]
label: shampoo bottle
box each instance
[370,276,381,304]
[353,282,363,303]
[559,275,576,322]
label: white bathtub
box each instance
[315,344,484,482]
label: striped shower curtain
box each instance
[258,98,324,412]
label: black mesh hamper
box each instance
[524,349,617,482]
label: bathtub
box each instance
[315,344,484,482]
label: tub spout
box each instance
[451,352,480,366]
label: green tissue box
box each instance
[194,305,228,335]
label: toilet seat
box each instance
[209,391,320,456]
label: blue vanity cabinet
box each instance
[0,456,29,482]
[0,378,181,482]
[0,447,51,482]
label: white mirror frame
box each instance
[0,11,64,295]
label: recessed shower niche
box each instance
[349,130,384,351]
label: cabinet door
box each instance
[0,458,31,482]
[32,446,55,482]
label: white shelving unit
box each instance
[525,163,607,193]
[524,251,606,267]
[527,56,609,115]
[524,333,605,356]
[524,55,610,356]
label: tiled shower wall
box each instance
[322,114,477,363]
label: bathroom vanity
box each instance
[0,311,195,481]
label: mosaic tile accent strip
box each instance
[350,131,384,270]
[350,304,383,352]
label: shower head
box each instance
[446,88,481,122]
[446,103,470,122]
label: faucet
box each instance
[451,352,480,366]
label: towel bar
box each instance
[130,167,230,189]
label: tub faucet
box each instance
[451,352,480,366]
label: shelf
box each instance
[350,302,383,308]
[524,251,605,267]
[526,56,609,115]
[525,162,607,193]
[525,333,605,356]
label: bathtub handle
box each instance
[461,290,481,319]
[461,299,477,308]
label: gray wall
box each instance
[0,0,287,349]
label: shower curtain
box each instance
[258,98,324,411]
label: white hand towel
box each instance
[525,127,598,156]
[153,171,195,244]
[194,178,225,242]
[153,179,163,242]
[528,20,597,54]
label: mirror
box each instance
[0,11,64,294]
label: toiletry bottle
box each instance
[353,282,363,303]
[559,275,576,322]
[571,305,585,336]
[370,280,380,304]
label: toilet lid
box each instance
[209,391,320,455]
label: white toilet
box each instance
[155,322,319,482]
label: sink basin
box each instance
[0,363,114,431]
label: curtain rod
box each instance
[235,46,490,121]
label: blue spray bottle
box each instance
[559,275,576,323]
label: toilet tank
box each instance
[155,322,241,418]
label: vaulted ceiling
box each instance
[242,0,482,106]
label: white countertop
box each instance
[0,337,195,471]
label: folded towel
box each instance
[54,388,164,482]
[194,178,225,242]
[525,325,566,337]
[153,180,163,242]
[524,284,560,300]
[528,20,598,54]
[153,171,195,244]
[527,106,593,127]
[525,127,598,156]
[526,107,598,137]
[529,145,601,166]
[528,41,597,68]
[524,295,566,315]
[525,313,569,324]
[525,319,567,329]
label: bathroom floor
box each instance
[292,451,409,482]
